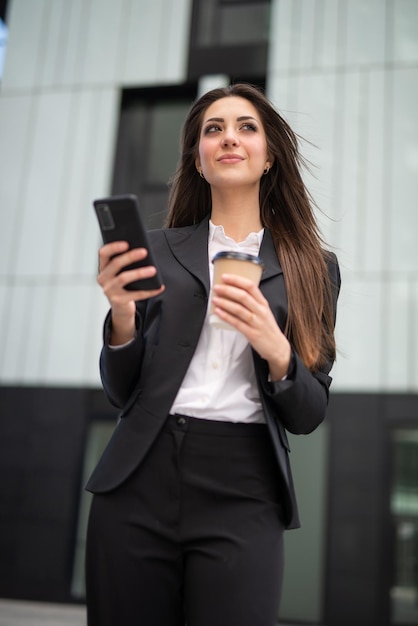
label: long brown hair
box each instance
[165,83,337,370]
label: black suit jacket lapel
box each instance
[259,229,283,283]
[163,216,211,296]
[163,217,282,294]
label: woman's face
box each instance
[195,96,272,190]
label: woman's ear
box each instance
[263,156,275,176]
[195,157,201,173]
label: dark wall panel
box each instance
[324,393,414,626]
[0,386,115,603]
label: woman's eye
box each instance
[203,122,257,134]
[204,124,221,134]
[241,123,257,132]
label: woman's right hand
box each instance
[97,241,165,345]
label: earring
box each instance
[198,169,205,179]
[263,166,270,176]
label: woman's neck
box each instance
[210,187,263,242]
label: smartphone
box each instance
[93,194,162,291]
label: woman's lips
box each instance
[217,154,244,164]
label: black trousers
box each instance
[86,414,285,626]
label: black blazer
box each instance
[86,216,340,529]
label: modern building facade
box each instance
[0,1,417,624]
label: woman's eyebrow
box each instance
[203,116,258,123]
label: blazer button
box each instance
[177,416,186,426]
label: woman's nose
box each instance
[222,128,239,146]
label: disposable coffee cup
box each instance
[209,251,264,330]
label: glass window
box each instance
[219,4,270,45]
[0,18,8,80]
[71,420,116,599]
[111,87,196,230]
[147,101,190,186]
[390,429,418,625]
[195,0,270,47]
[189,0,270,82]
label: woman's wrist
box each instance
[267,340,292,382]
[110,308,136,346]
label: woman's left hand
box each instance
[211,274,292,381]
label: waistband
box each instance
[165,413,268,437]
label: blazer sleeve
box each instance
[258,252,341,435]
[99,308,146,409]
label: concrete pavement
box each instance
[0,599,304,625]
[0,600,86,626]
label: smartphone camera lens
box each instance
[97,204,115,231]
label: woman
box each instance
[86,83,340,626]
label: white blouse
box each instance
[170,221,265,423]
